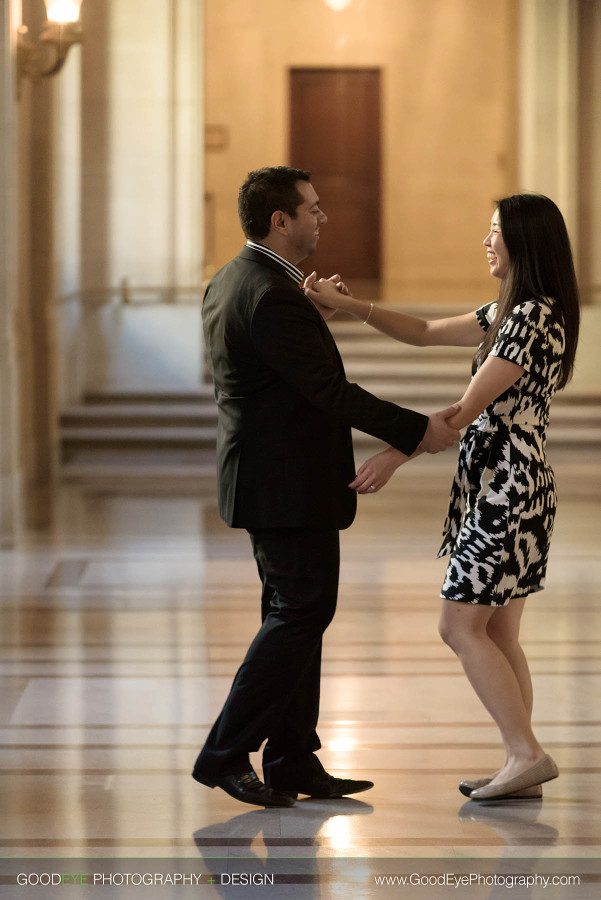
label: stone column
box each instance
[16,0,60,528]
[518,0,580,251]
[0,0,23,544]
[578,0,601,306]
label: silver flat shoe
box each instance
[470,755,558,801]
[459,777,492,798]
[459,778,542,799]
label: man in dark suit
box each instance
[193,166,459,807]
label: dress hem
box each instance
[439,583,545,607]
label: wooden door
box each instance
[289,68,381,279]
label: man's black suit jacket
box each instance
[202,246,428,530]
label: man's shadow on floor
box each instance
[193,797,373,898]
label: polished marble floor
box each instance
[1,448,600,898]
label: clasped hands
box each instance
[302,271,349,320]
[303,272,461,494]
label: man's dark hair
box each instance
[238,166,311,239]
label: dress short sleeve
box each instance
[489,300,550,372]
[476,301,498,332]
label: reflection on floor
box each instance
[1,449,600,898]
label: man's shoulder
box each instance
[209,250,301,299]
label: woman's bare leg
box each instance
[487,597,533,716]
[439,598,545,787]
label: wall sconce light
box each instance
[324,0,353,9]
[17,0,84,93]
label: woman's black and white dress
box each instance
[438,298,565,606]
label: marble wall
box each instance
[204,0,519,307]
[2,0,600,542]
[54,0,205,399]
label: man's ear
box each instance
[270,209,288,235]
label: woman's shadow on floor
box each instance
[458,797,559,900]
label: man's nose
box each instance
[319,210,328,224]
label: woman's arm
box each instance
[350,355,525,493]
[445,355,525,430]
[306,278,485,347]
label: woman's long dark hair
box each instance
[475,193,579,389]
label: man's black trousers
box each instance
[193,527,340,785]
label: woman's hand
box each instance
[303,270,339,320]
[349,447,408,494]
[304,273,352,313]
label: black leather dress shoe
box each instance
[271,773,374,800]
[193,770,295,808]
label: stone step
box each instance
[59,415,600,463]
[74,385,600,410]
[59,397,599,443]
[58,453,598,487]
[60,455,218,483]
[335,339,474,361]
[83,387,215,404]
[343,360,469,379]
[61,426,217,445]
[60,445,217,469]
[59,421,599,480]
[61,403,217,429]
[59,317,600,472]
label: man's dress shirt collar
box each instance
[245,240,304,285]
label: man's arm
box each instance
[251,288,459,457]
[348,355,525,493]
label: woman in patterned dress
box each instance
[306,193,580,800]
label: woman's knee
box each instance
[439,619,463,652]
[487,622,520,656]
[438,616,466,652]
[438,603,490,653]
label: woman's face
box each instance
[483,208,510,279]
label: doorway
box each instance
[289,68,381,281]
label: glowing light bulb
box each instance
[45,0,83,24]
[324,0,352,10]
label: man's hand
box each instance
[303,272,349,320]
[420,405,461,454]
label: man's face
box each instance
[284,181,328,263]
